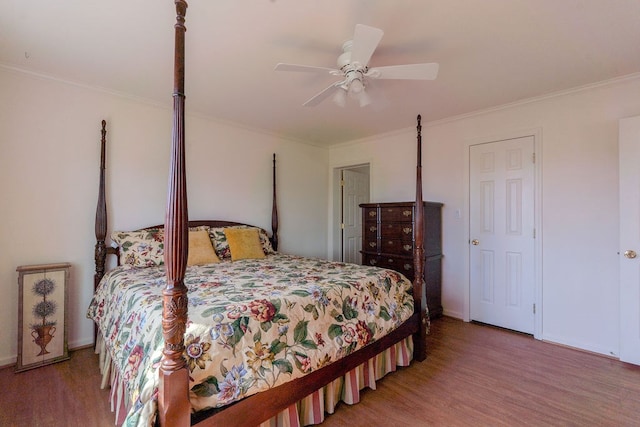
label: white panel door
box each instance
[470,136,535,334]
[619,116,640,365]
[342,168,369,264]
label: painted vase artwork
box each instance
[16,263,70,372]
[30,277,58,356]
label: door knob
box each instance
[471,239,480,246]
[624,250,637,259]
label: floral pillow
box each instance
[208,226,275,259]
[111,229,164,267]
[111,226,213,267]
[258,228,276,254]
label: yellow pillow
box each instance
[187,229,220,266]
[224,227,266,261]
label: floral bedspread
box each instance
[87,254,414,426]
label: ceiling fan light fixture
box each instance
[274,24,439,107]
[333,88,347,107]
[348,78,364,95]
[358,90,372,107]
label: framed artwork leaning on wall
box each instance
[15,263,70,372]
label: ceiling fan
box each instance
[274,24,439,107]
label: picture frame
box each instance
[15,262,71,372]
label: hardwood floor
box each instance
[323,318,640,427]
[1,316,639,426]
[0,344,111,427]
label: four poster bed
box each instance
[87,2,430,426]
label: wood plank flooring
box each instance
[323,318,640,426]
[0,344,111,426]
[1,316,639,426]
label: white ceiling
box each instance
[2,0,640,146]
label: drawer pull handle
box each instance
[369,242,377,248]
[388,241,394,245]
[369,226,377,232]
[369,259,377,265]
[388,259,394,263]
[404,264,412,271]
[369,211,377,217]
[403,227,412,234]
[403,210,412,216]
[403,244,412,251]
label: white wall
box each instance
[330,75,640,357]
[4,64,639,366]
[0,67,328,365]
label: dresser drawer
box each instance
[383,257,414,278]
[362,253,381,267]
[381,239,413,255]
[363,238,379,251]
[380,223,413,239]
[380,206,413,222]
[363,221,378,237]
[362,254,414,279]
[363,207,378,220]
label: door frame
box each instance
[462,127,543,339]
[329,162,371,261]
[341,167,370,264]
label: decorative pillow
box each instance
[224,227,266,261]
[187,229,220,266]
[257,228,276,255]
[209,226,274,259]
[111,229,164,267]
[208,227,233,259]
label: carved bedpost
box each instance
[94,120,108,347]
[94,120,108,290]
[271,153,279,251]
[413,114,429,362]
[158,1,190,426]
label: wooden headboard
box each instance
[93,120,279,289]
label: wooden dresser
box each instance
[360,201,443,318]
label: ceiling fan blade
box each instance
[350,24,384,67]
[368,62,439,80]
[303,82,344,107]
[274,63,338,74]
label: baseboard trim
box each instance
[0,340,96,370]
